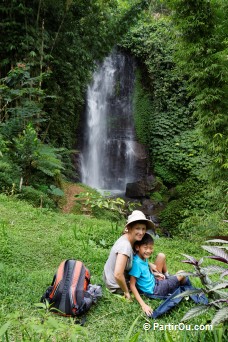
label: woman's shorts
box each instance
[152,276,180,297]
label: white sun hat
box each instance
[125,210,155,230]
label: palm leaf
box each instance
[181,305,209,321]
[211,307,228,326]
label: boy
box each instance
[129,233,186,316]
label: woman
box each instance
[103,210,155,299]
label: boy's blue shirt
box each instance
[129,254,155,295]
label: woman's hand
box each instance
[141,303,153,316]
[124,292,132,300]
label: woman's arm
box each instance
[114,253,131,299]
[129,276,153,316]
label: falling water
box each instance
[80,49,137,193]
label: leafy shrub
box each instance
[17,186,56,209]
[159,178,206,233]
[177,239,228,326]
[178,211,228,241]
[75,190,138,222]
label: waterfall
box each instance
[80,49,137,193]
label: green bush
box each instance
[159,179,206,233]
[17,186,56,209]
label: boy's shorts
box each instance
[152,276,180,297]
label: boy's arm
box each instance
[129,276,153,316]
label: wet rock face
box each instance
[125,175,157,198]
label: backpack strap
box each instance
[71,260,84,315]
[49,260,66,300]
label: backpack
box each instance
[41,259,102,317]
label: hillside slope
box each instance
[0,194,215,341]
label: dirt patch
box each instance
[61,183,85,214]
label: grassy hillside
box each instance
[0,194,224,341]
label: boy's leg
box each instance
[176,270,186,284]
[154,253,168,274]
[153,276,180,297]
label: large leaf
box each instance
[202,245,228,263]
[174,288,204,299]
[181,254,198,265]
[209,298,227,306]
[207,255,228,264]
[211,307,228,326]
[200,265,227,275]
[213,290,228,298]
[205,239,228,244]
[181,260,197,265]
[181,305,209,321]
[175,271,198,277]
[221,270,228,279]
[208,282,228,292]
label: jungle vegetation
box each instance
[0,0,227,235]
[0,1,227,340]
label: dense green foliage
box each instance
[0,64,64,207]
[0,0,227,250]
[0,0,148,205]
[121,11,205,185]
[0,194,226,341]
[0,0,148,148]
[120,0,227,235]
[0,1,227,339]
[168,0,228,181]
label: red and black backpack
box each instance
[41,259,100,317]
